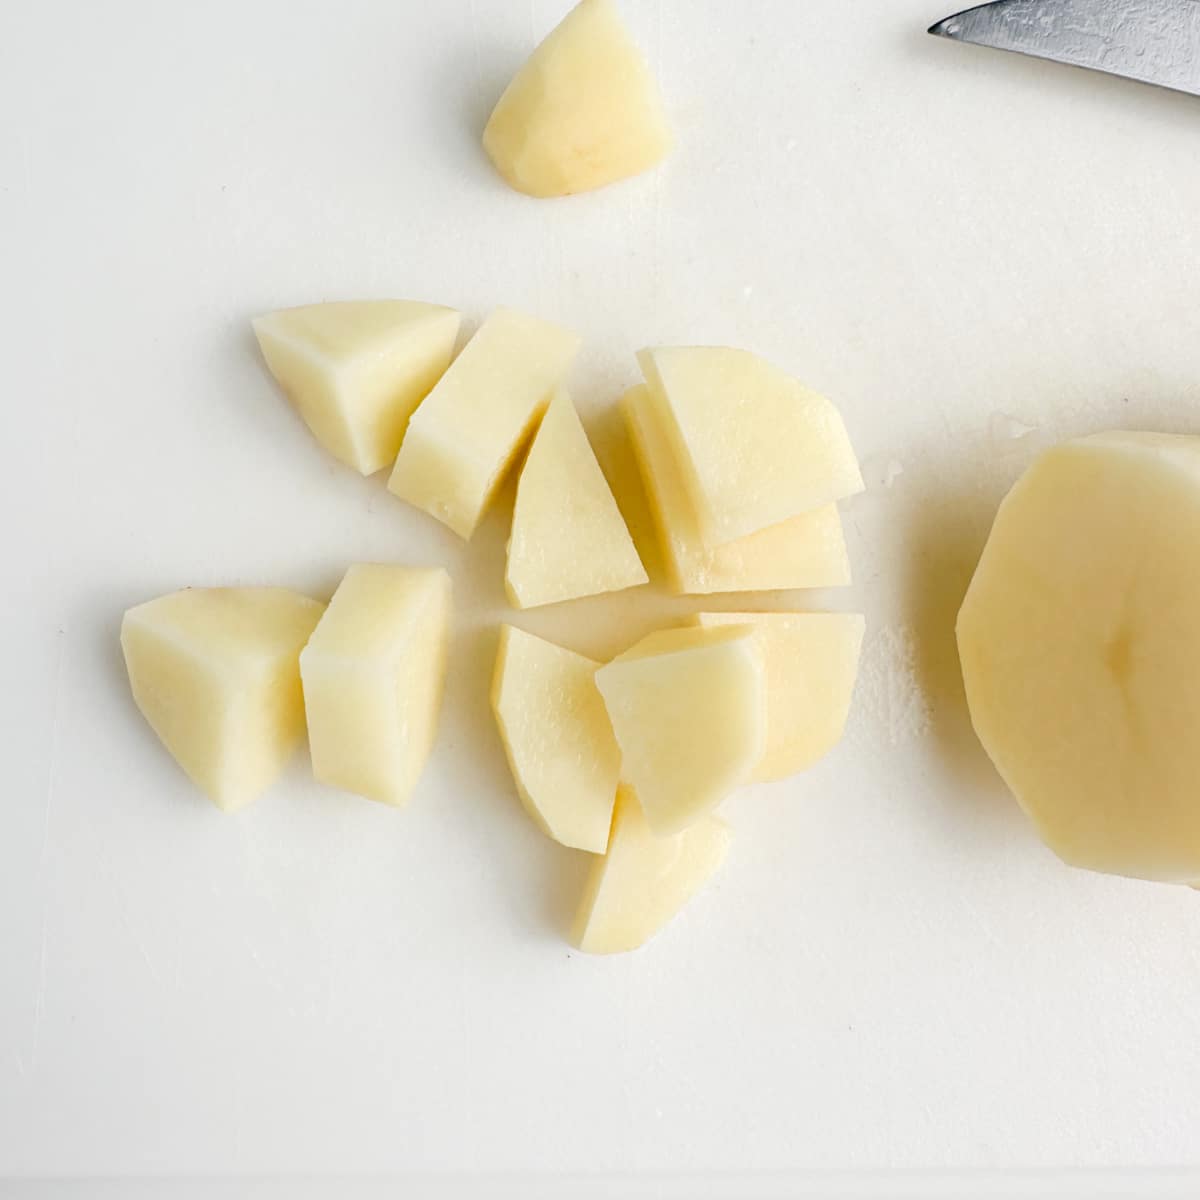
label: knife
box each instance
[928,0,1200,97]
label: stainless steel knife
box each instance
[928,0,1200,97]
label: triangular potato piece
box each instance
[572,787,729,955]
[506,391,647,608]
[693,611,865,782]
[491,625,620,852]
[121,588,325,811]
[483,0,671,198]
[638,347,863,544]
[253,300,460,475]
[622,386,851,594]
[594,626,765,834]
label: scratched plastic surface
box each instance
[932,0,1200,94]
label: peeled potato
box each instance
[622,385,851,594]
[692,611,865,782]
[958,432,1200,882]
[491,625,620,853]
[388,308,580,539]
[121,588,325,811]
[506,390,647,608]
[594,626,765,834]
[483,0,671,198]
[300,564,450,806]
[253,300,460,475]
[639,347,863,544]
[572,786,730,955]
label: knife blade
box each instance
[929,0,1200,97]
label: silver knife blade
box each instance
[929,0,1200,97]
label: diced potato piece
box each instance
[622,386,851,594]
[252,300,460,475]
[491,625,620,852]
[506,390,647,608]
[639,346,863,544]
[692,611,865,782]
[959,432,1200,882]
[388,308,580,539]
[300,564,450,806]
[121,588,325,811]
[572,786,729,954]
[482,0,671,198]
[594,626,765,834]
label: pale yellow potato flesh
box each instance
[506,390,647,608]
[121,588,325,811]
[482,0,671,198]
[491,625,620,853]
[622,386,851,594]
[572,786,730,955]
[692,611,865,782]
[388,308,581,539]
[300,564,450,806]
[594,626,765,835]
[958,432,1200,882]
[638,347,864,545]
[252,300,460,475]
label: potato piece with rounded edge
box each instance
[594,626,765,835]
[691,611,865,782]
[622,386,850,594]
[958,432,1200,882]
[638,347,864,545]
[253,301,460,475]
[572,786,730,955]
[483,0,671,198]
[300,564,450,806]
[121,588,325,812]
[491,625,620,853]
[506,390,647,608]
[388,308,581,539]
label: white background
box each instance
[3,0,1200,1181]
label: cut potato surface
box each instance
[572,786,729,955]
[388,308,580,539]
[639,347,863,544]
[253,300,460,475]
[506,390,647,608]
[958,432,1200,882]
[594,626,765,834]
[692,611,865,782]
[121,588,325,811]
[300,564,450,806]
[491,625,620,852]
[622,386,851,594]
[483,0,671,198]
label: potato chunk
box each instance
[639,346,863,544]
[121,588,324,811]
[300,565,450,806]
[491,625,620,852]
[572,787,729,955]
[253,300,459,475]
[594,626,765,834]
[506,391,646,608]
[623,386,850,594]
[483,0,671,198]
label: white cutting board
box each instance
[3,0,1200,1183]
